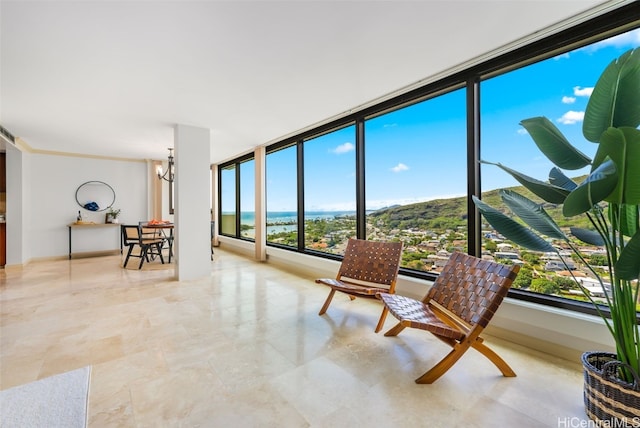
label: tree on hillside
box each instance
[589,254,608,266]
[484,240,497,252]
[512,265,532,289]
[529,278,560,295]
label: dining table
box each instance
[141,222,174,262]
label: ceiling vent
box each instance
[0,125,16,145]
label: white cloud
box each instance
[585,28,640,52]
[517,128,528,135]
[562,96,576,104]
[383,123,398,128]
[331,142,354,154]
[391,163,409,172]
[573,86,593,97]
[553,52,571,60]
[557,110,584,125]
[555,29,639,59]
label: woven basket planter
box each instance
[582,352,640,425]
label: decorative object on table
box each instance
[472,48,640,423]
[83,201,99,211]
[76,210,82,222]
[147,219,171,225]
[106,207,121,224]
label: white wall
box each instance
[28,153,148,259]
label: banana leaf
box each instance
[480,161,569,204]
[472,196,556,253]
[549,167,578,191]
[520,117,591,170]
[615,229,640,281]
[570,227,605,247]
[499,190,566,240]
[583,48,640,142]
[617,204,639,238]
[563,158,618,217]
[593,127,640,205]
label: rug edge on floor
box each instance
[0,366,91,428]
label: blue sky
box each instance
[255,28,640,213]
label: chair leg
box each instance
[414,342,472,384]
[472,339,516,377]
[139,246,148,269]
[123,245,134,268]
[157,243,165,264]
[384,321,407,337]
[374,307,389,333]
[319,289,336,315]
[167,238,173,263]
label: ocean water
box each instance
[225,211,356,237]
[238,211,356,227]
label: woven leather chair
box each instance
[316,238,403,333]
[121,225,165,269]
[378,252,520,384]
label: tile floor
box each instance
[1,248,591,427]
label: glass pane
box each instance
[365,89,467,272]
[266,145,298,246]
[304,125,356,254]
[240,159,255,239]
[480,28,640,303]
[220,165,236,235]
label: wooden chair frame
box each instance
[121,225,165,269]
[378,252,520,383]
[316,238,403,333]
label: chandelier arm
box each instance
[157,148,174,183]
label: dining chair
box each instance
[121,224,165,269]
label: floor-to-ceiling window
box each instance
[365,89,466,273]
[303,125,357,254]
[219,155,255,239]
[218,9,638,314]
[479,27,640,304]
[265,144,298,247]
[240,159,255,240]
[220,164,236,236]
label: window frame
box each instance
[219,6,640,317]
[218,153,255,240]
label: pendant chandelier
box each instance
[157,148,174,183]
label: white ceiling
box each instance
[0,0,623,164]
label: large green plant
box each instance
[473,48,640,381]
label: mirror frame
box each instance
[75,180,116,212]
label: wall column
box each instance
[5,144,27,267]
[254,147,266,261]
[174,124,211,281]
[211,164,219,247]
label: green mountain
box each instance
[369,177,592,233]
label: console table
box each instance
[67,223,120,259]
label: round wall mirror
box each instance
[75,181,115,212]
